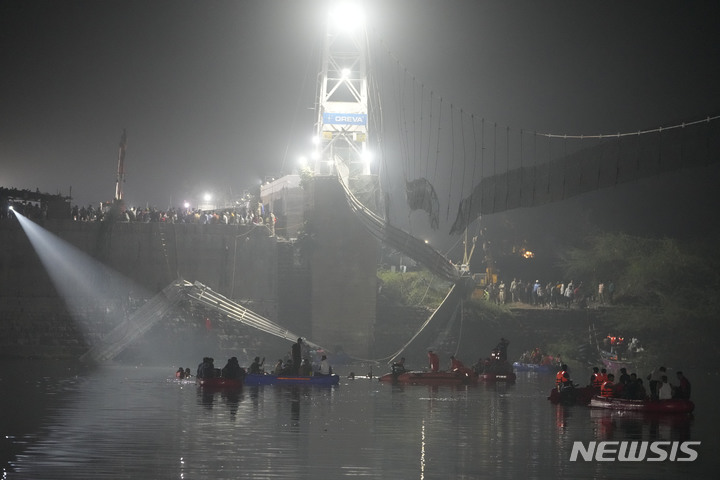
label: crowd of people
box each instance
[556,364,691,401]
[185,338,334,382]
[485,278,616,308]
[69,203,276,229]
[517,347,562,367]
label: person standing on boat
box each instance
[556,364,571,391]
[291,338,303,375]
[589,367,602,391]
[450,356,473,376]
[319,355,332,376]
[496,338,510,361]
[392,357,407,375]
[222,357,244,380]
[647,366,666,400]
[658,375,673,399]
[600,373,616,397]
[428,350,440,372]
[674,371,692,399]
[197,357,215,379]
[249,356,265,374]
[300,358,312,376]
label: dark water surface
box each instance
[2,361,718,479]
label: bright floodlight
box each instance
[328,2,364,33]
[361,150,373,165]
[298,156,308,167]
[183,201,190,209]
[341,68,351,78]
[203,193,212,202]
[311,135,320,145]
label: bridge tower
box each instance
[299,3,379,358]
[313,2,371,178]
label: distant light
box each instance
[311,135,320,145]
[424,239,429,244]
[361,150,373,165]
[328,2,364,33]
[8,205,13,210]
[298,156,308,167]
[341,68,351,78]
[523,250,534,259]
[203,193,212,202]
[183,202,190,209]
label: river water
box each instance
[1,360,717,479]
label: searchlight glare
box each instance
[11,210,153,352]
[328,2,364,33]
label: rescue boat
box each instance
[478,371,517,382]
[547,386,595,405]
[195,377,244,389]
[589,395,695,414]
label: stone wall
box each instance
[0,218,279,359]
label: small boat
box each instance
[378,371,477,386]
[477,360,516,382]
[196,377,244,389]
[244,374,340,386]
[478,372,517,382]
[512,362,554,373]
[599,350,634,373]
[547,386,595,405]
[589,395,695,414]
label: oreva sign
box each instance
[323,112,367,126]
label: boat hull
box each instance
[244,374,340,386]
[478,372,517,382]
[196,377,243,389]
[379,371,476,385]
[589,396,695,414]
[548,386,595,405]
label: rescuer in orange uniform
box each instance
[556,364,571,391]
[600,373,616,397]
[428,350,440,372]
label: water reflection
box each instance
[589,409,694,441]
[196,387,244,415]
[2,363,715,480]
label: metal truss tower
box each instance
[313,2,371,177]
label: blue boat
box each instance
[244,374,340,386]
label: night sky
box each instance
[2,1,719,246]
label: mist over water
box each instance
[3,362,718,479]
